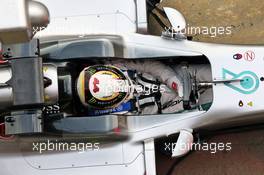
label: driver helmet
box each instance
[76,65,134,109]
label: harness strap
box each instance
[135,73,162,113]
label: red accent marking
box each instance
[244,51,255,61]
[0,60,6,64]
[0,50,7,64]
[0,49,2,58]
[0,123,14,141]
[172,82,178,91]
[93,78,100,93]
[113,128,121,134]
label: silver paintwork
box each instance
[0,63,58,107]
[52,115,119,133]
[0,88,13,108]
[0,0,50,44]
[0,66,12,108]
[2,39,38,58]
[135,0,148,34]
[5,111,42,135]
[0,66,12,84]
[28,0,50,28]
[0,0,30,44]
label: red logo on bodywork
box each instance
[244,51,255,61]
[172,82,178,91]
[93,78,100,93]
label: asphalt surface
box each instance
[156,128,264,175]
[149,0,264,44]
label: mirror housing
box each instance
[172,129,194,158]
[0,0,49,44]
[163,7,186,33]
[28,0,50,28]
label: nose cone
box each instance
[28,0,50,28]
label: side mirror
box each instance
[0,0,49,44]
[163,7,186,33]
[172,129,193,158]
[28,0,50,28]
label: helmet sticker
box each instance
[77,65,132,109]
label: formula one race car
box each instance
[0,0,263,175]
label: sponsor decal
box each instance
[247,101,253,107]
[43,104,60,115]
[93,78,100,93]
[238,100,244,107]
[233,53,243,60]
[223,68,259,94]
[238,100,253,108]
[233,51,255,62]
[85,65,128,109]
[244,51,255,61]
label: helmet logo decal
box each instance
[93,78,100,93]
[79,65,130,109]
[222,68,259,94]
